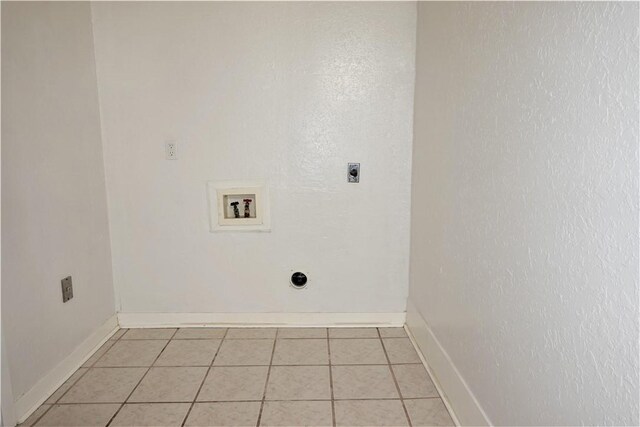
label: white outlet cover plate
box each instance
[165,142,178,160]
[207,181,271,232]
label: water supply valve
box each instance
[243,198,253,218]
[230,201,240,218]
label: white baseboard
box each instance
[2,331,18,427]
[14,314,119,424]
[117,312,406,328]
[405,301,491,426]
[403,321,462,427]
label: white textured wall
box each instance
[408,2,638,426]
[91,2,415,315]
[1,2,115,400]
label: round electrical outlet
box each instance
[290,272,308,289]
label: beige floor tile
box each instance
[19,329,450,427]
[122,328,177,340]
[185,402,261,426]
[225,328,277,339]
[110,403,191,426]
[265,366,330,400]
[379,327,407,338]
[335,400,409,426]
[393,364,439,398]
[197,366,268,401]
[110,329,128,340]
[154,339,221,366]
[330,339,388,365]
[128,367,207,402]
[277,328,327,338]
[260,401,332,427]
[18,405,50,427]
[213,339,274,366]
[383,338,421,364]
[174,328,227,339]
[34,404,120,426]
[332,365,399,399]
[82,341,115,367]
[272,339,328,365]
[60,368,146,403]
[329,328,379,338]
[404,399,454,426]
[46,369,88,403]
[94,340,167,367]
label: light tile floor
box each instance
[19,327,454,427]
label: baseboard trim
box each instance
[14,314,119,424]
[403,322,462,427]
[405,301,491,426]
[117,312,406,328]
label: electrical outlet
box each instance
[61,276,73,303]
[166,142,178,160]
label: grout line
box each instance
[168,338,227,340]
[23,403,56,427]
[118,336,405,341]
[111,328,128,341]
[378,327,413,427]
[83,341,116,369]
[76,362,424,369]
[87,327,147,368]
[89,340,170,369]
[120,336,386,341]
[327,328,336,427]
[255,328,278,427]
[329,337,383,341]
[180,328,230,426]
[43,397,436,406]
[46,368,92,405]
[105,329,178,427]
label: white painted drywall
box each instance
[1,2,115,402]
[408,2,638,426]
[90,2,415,315]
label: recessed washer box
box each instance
[207,181,270,232]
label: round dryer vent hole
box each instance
[290,272,308,289]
